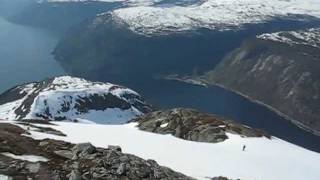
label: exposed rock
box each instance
[108,145,122,152]
[211,177,232,180]
[134,108,270,143]
[0,123,194,180]
[116,163,126,175]
[39,141,49,147]
[72,143,96,157]
[54,150,73,160]
[68,170,81,180]
[18,122,66,137]
[26,163,41,173]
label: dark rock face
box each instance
[134,108,269,143]
[0,123,193,180]
[201,31,320,135]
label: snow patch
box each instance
[160,122,168,128]
[257,28,320,48]
[0,175,10,180]
[1,152,48,163]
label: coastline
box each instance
[161,75,320,137]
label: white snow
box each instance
[0,83,38,120]
[23,121,320,180]
[1,152,48,163]
[257,28,320,48]
[0,175,10,180]
[111,0,320,35]
[160,122,168,128]
[0,76,148,123]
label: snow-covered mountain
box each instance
[0,76,152,123]
[110,0,320,36]
[35,0,320,36]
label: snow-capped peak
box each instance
[0,76,152,123]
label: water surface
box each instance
[0,17,65,93]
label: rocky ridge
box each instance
[0,121,194,180]
[134,108,270,143]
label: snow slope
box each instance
[23,121,320,180]
[257,28,320,48]
[0,76,151,123]
[111,0,320,35]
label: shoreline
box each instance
[161,75,320,137]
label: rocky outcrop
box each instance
[0,76,152,123]
[134,108,269,143]
[200,28,320,135]
[0,122,193,180]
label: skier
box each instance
[242,145,246,151]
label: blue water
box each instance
[122,79,320,153]
[0,17,65,93]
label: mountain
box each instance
[110,0,320,36]
[199,28,320,135]
[52,0,320,85]
[0,76,152,123]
